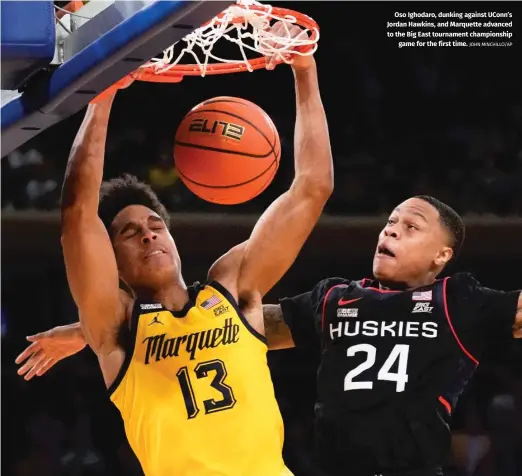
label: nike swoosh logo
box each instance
[338,297,363,306]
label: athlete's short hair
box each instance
[98,174,170,234]
[415,195,465,258]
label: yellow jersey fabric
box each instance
[109,281,290,476]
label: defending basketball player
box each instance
[20,197,522,476]
[272,196,522,476]
[29,21,333,476]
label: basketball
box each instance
[174,96,281,205]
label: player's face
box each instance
[373,198,453,285]
[110,205,181,289]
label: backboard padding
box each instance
[1,1,233,157]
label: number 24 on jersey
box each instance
[344,344,410,392]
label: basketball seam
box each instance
[174,140,273,159]
[177,147,280,190]
[202,98,255,107]
[252,157,279,196]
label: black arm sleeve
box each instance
[279,277,350,350]
[447,273,520,356]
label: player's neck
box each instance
[135,279,189,311]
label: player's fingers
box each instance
[15,341,40,364]
[27,358,53,380]
[266,56,278,70]
[292,26,308,40]
[266,52,291,70]
[36,358,56,377]
[17,349,44,376]
[264,21,284,69]
[265,23,305,70]
[23,358,45,380]
[26,332,45,342]
[23,365,39,381]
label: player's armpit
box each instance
[235,61,333,300]
[514,293,522,338]
[208,242,247,297]
[62,219,128,354]
[263,305,295,350]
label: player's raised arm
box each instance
[211,37,332,305]
[238,54,332,298]
[61,95,127,355]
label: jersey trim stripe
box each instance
[208,280,267,345]
[438,396,452,414]
[107,300,141,396]
[321,284,347,329]
[442,277,479,365]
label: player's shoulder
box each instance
[444,271,484,302]
[316,277,369,305]
[445,271,480,289]
[314,276,354,295]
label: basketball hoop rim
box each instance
[134,4,320,84]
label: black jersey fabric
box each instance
[280,272,519,476]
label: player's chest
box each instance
[324,286,446,343]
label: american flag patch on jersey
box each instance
[412,290,432,301]
[201,294,222,309]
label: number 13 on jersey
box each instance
[344,344,410,392]
[177,359,237,419]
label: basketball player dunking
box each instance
[21,197,522,476]
[17,23,333,476]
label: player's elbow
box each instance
[61,173,100,222]
[61,200,90,220]
[61,204,100,238]
[80,322,104,354]
[267,337,296,351]
[79,320,112,355]
[292,174,333,202]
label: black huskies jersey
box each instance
[280,273,519,476]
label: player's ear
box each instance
[434,247,453,267]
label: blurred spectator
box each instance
[25,160,60,210]
[148,143,186,210]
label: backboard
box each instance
[0,0,233,157]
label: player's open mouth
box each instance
[377,245,395,258]
[145,250,166,259]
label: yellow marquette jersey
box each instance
[108,281,291,476]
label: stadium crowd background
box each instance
[2,2,522,475]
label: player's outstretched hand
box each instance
[15,324,86,381]
[264,21,315,72]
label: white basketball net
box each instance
[141,0,319,76]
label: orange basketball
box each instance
[174,96,281,205]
